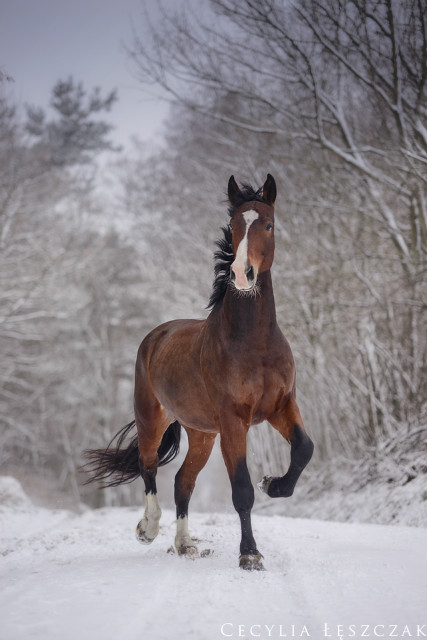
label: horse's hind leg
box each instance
[174,427,216,558]
[135,406,171,545]
[259,398,314,498]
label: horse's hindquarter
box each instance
[136,319,218,432]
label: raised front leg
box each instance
[220,420,264,571]
[174,427,216,558]
[259,398,314,498]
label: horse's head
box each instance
[227,174,276,292]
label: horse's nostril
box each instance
[230,267,236,282]
[246,266,254,282]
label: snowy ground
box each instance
[1,476,426,640]
[255,471,427,527]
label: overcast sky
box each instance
[0,0,170,150]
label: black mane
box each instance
[207,182,267,309]
[207,224,234,309]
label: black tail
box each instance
[82,420,181,488]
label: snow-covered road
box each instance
[1,480,426,640]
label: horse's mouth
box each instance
[230,277,259,298]
[231,280,258,294]
[234,282,256,292]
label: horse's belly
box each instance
[157,380,217,433]
[147,320,218,433]
[156,380,218,433]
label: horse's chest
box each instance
[216,353,293,424]
[201,325,295,424]
[251,368,291,424]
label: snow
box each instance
[1,476,426,640]
[255,471,427,528]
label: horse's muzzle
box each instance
[230,262,257,290]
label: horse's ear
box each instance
[262,174,277,206]
[228,175,241,205]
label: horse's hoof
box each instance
[258,475,295,498]
[136,528,156,544]
[136,518,159,545]
[176,544,200,559]
[239,553,265,571]
[257,475,273,494]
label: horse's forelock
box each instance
[227,183,265,217]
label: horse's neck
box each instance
[220,271,277,342]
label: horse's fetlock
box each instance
[280,484,294,498]
[257,475,273,495]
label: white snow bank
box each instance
[0,476,33,511]
[255,473,427,527]
[0,477,426,640]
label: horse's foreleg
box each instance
[220,421,264,571]
[174,428,216,558]
[260,398,314,498]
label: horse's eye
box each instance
[265,223,273,231]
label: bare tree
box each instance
[0,81,130,502]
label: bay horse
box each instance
[84,174,314,571]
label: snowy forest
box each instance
[1,0,426,524]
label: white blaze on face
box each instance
[231,209,259,290]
